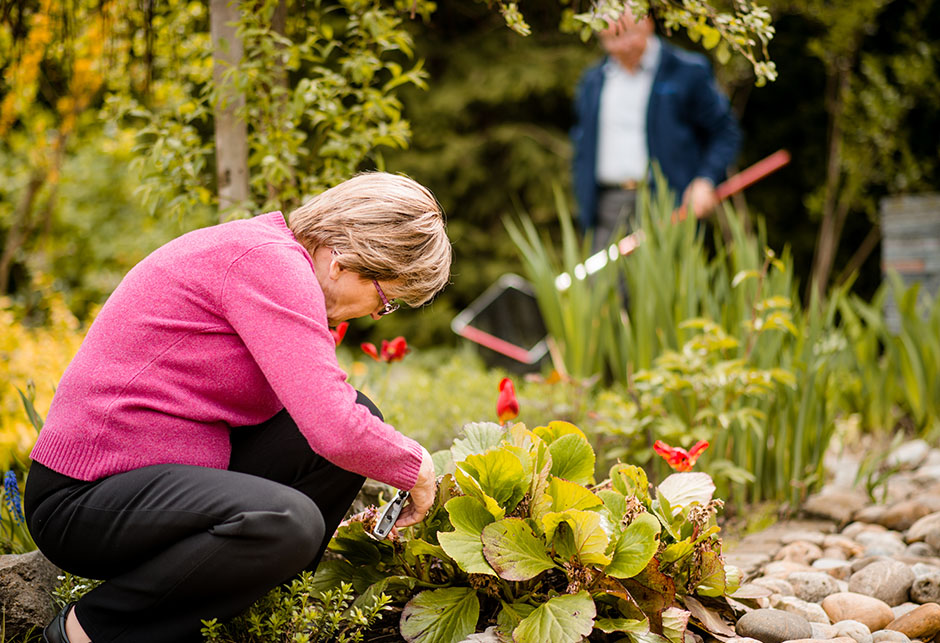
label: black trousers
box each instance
[23,394,377,643]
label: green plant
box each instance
[201,575,391,643]
[320,420,739,643]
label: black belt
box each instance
[599,179,640,190]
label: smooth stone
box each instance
[754,577,797,596]
[783,532,829,546]
[911,574,940,604]
[886,440,931,470]
[856,532,907,557]
[823,548,850,562]
[894,603,921,619]
[790,572,843,603]
[814,559,854,581]
[822,593,896,632]
[885,603,940,639]
[881,502,935,532]
[856,506,890,526]
[913,564,940,578]
[833,620,873,643]
[805,493,870,524]
[737,609,815,643]
[844,522,886,539]
[783,639,856,643]
[849,559,916,606]
[777,542,826,565]
[907,514,940,547]
[774,596,833,624]
[908,544,939,559]
[825,535,866,559]
[853,557,891,573]
[872,631,912,643]
[811,623,839,639]
[765,561,817,578]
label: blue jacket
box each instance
[571,42,742,229]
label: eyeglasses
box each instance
[372,280,400,316]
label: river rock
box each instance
[825,535,866,559]
[822,593,895,631]
[849,559,916,606]
[856,532,907,558]
[886,440,931,470]
[907,543,938,558]
[893,603,921,619]
[777,542,826,565]
[880,501,934,532]
[871,631,911,643]
[885,603,940,640]
[907,513,940,547]
[790,572,842,603]
[844,523,885,540]
[754,577,797,596]
[805,492,870,524]
[736,609,814,643]
[814,559,854,580]
[811,622,839,639]
[911,573,940,604]
[766,561,816,579]
[833,620,873,643]
[774,596,832,624]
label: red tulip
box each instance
[361,342,380,361]
[330,322,349,347]
[496,377,519,425]
[653,440,709,472]
[381,336,409,362]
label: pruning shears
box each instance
[371,489,410,540]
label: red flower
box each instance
[330,322,349,347]
[361,342,380,361]
[653,440,709,472]
[496,377,519,424]
[361,336,409,362]
[381,336,409,362]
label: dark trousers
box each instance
[23,393,377,643]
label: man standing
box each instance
[571,10,742,250]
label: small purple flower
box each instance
[3,471,25,526]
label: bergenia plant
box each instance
[317,421,738,643]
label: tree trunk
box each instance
[210,0,250,219]
[808,63,850,300]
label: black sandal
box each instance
[42,602,75,643]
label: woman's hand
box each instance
[396,447,436,528]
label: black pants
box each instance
[23,394,377,643]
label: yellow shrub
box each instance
[0,287,88,469]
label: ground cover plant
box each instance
[314,420,739,643]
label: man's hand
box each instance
[396,447,436,527]
[682,177,718,218]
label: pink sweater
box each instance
[30,213,423,490]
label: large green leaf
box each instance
[548,434,595,485]
[400,587,480,643]
[532,420,586,444]
[605,513,661,579]
[542,510,611,566]
[595,616,649,635]
[459,448,527,511]
[693,548,726,597]
[482,518,557,581]
[512,591,596,643]
[453,466,505,520]
[451,422,505,462]
[497,601,536,638]
[656,472,715,517]
[547,477,603,512]
[610,464,651,503]
[445,496,496,534]
[438,530,497,576]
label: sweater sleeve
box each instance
[218,242,424,490]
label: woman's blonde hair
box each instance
[288,172,452,306]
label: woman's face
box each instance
[314,247,400,326]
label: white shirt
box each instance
[595,36,661,186]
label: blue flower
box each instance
[3,471,25,526]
